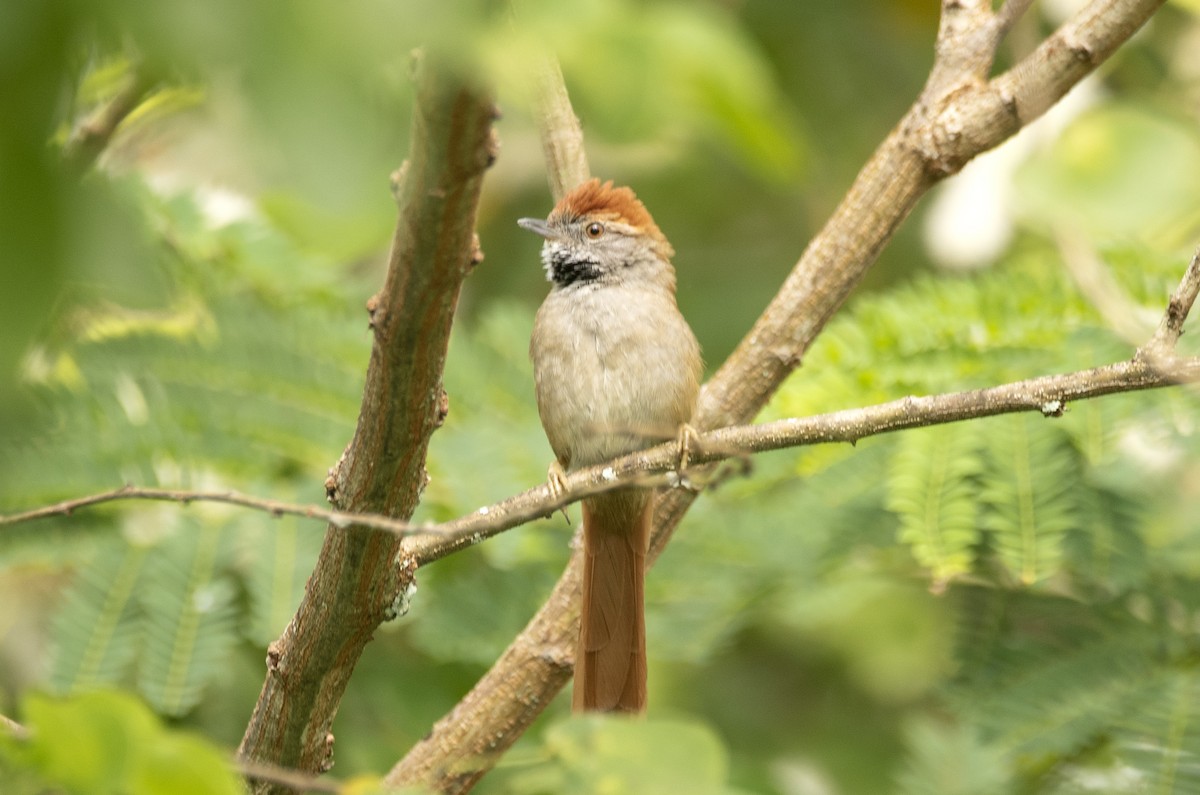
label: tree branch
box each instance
[0,485,436,536]
[235,53,497,793]
[533,57,590,201]
[1146,247,1200,354]
[63,67,153,173]
[384,54,595,792]
[0,713,29,742]
[10,347,1197,558]
[385,1,1168,790]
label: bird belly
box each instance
[531,285,699,470]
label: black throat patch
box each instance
[549,248,602,287]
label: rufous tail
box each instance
[574,490,650,713]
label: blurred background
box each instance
[4,1,1200,793]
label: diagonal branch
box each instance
[997,0,1038,34]
[533,57,590,201]
[235,53,497,794]
[386,1,1168,791]
[64,66,154,173]
[1145,247,1200,354]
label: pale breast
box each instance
[530,284,701,470]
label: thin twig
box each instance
[1146,246,1200,353]
[1056,227,1156,345]
[0,485,435,537]
[533,57,590,201]
[64,67,153,172]
[237,759,341,795]
[0,713,30,742]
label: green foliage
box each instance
[48,538,147,694]
[895,718,1011,795]
[3,182,352,718]
[494,715,745,795]
[887,424,982,584]
[757,238,1200,791]
[487,0,805,182]
[3,3,1200,793]
[136,520,240,716]
[0,690,241,795]
[1017,104,1200,244]
[241,514,327,647]
[979,418,1080,586]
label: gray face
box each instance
[517,216,665,290]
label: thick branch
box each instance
[926,0,1166,173]
[386,1,1167,791]
[236,54,497,793]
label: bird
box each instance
[520,178,702,712]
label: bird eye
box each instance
[585,222,604,239]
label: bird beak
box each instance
[517,217,556,239]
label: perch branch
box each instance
[386,1,1167,791]
[7,350,1200,553]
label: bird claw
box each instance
[674,423,702,492]
[546,461,571,523]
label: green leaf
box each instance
[131,731,242,795]
[979,417,1080,585]
[1016,103,1200,243]
[1113,668,1200,795]
[895,718,1012,795]
[500,715,734,795]
[48,536,148,694]
[4,690,241,795]
[887,424,983,585]
[956,608,1162,758]
[137,520,240,716]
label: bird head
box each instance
[518,179,676,290]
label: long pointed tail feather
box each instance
[574,491,650,713]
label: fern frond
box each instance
[887,424,983,585]
[136,519,239,716]
[961,625,1160,758]
[1114,668,1200,795]
[894,718,1012,795]
[979,416,1081,585]
[1063,486,1148,593]
[48,537,147,693]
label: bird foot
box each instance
[673,423,702,492]
[546,460,572,523]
